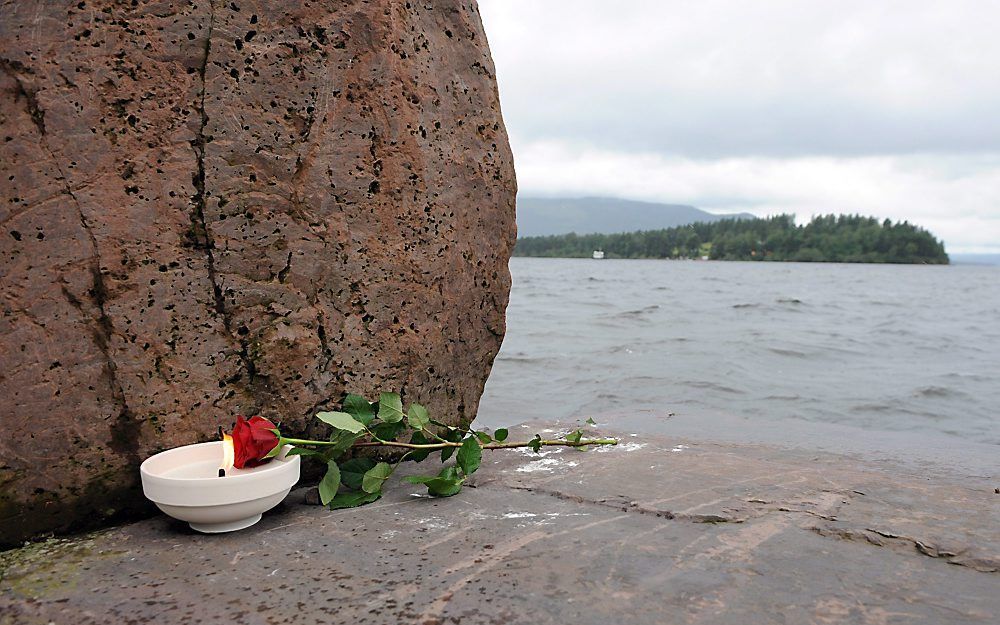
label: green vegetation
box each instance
[514,214,949,264]
[270,392,617,509]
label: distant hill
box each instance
[516,197,754,237]
[950,254,1000,266]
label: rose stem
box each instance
[279,437,618,450]
[354,438,619,450]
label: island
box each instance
[514,214,950,264]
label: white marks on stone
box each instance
[412,517,452,530]
[515,457,580,473]
[479,510,594,527]
[517,446,563,458]
[595,441,647,453]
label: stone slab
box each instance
[1,427,997,624]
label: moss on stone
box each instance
[0,533,121,599]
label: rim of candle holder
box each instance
[140,441,300,509]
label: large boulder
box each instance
[0,0,515,546]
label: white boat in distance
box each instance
[592,250,605,259]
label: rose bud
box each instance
[232,415,281,469]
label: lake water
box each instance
[477,258,999,476]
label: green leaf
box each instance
[378,392,405,423]
[339,457,378,490]
[429,466,464,496]
[407,403,430,430]
[316,411,366,434]
[361,463,392,493]
[404,475,437,484]
[362,462,393,494]
[318,461,341,506]
[428,421,463,440]
[441,446,456,462]
[408,431,432,462]
[405,466,464,497]
[323,429,363,461]
[444,427,465,442]
[343,394,376,426]
[528,434,542,453]
[456,436,482,476]
[474,431,492,444]
[286,447,321,457]
[263,441,283,459]
[372,420,405,441]
[585,417,597,426]
[328,490,381,509]
[426,478,463,497]
[565,429,583,444]
[493,428,509,442]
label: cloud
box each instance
[515,141,1000,253]
[480,0,1000,157]
[477,0,1000,251]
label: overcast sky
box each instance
[477,0,1000,253]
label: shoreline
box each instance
[499,411,1000,482]
[510,255,957,266]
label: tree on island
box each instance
[514,214,949,264]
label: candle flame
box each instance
[220,433,234,471]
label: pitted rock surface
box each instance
[0,0,515,545]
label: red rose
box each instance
[232,415,280,469]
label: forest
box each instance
[513,214,949,264]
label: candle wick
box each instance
[218,468,226,477]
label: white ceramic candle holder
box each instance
[140,441,300,533]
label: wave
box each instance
[766,347,809,358]
[685,380,747,395]
[496,356,545,364]
[608,344,638,354]
[913,385,967,399]
[849,402,946,420]
[616,305,661,317]
[595,392,626,400]
[940,372,995,383]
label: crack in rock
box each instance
[512,481,997,574]
[3,58,139,464]
[809,524,999,573]
[186,1,259,394]
[506,485,746,524]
